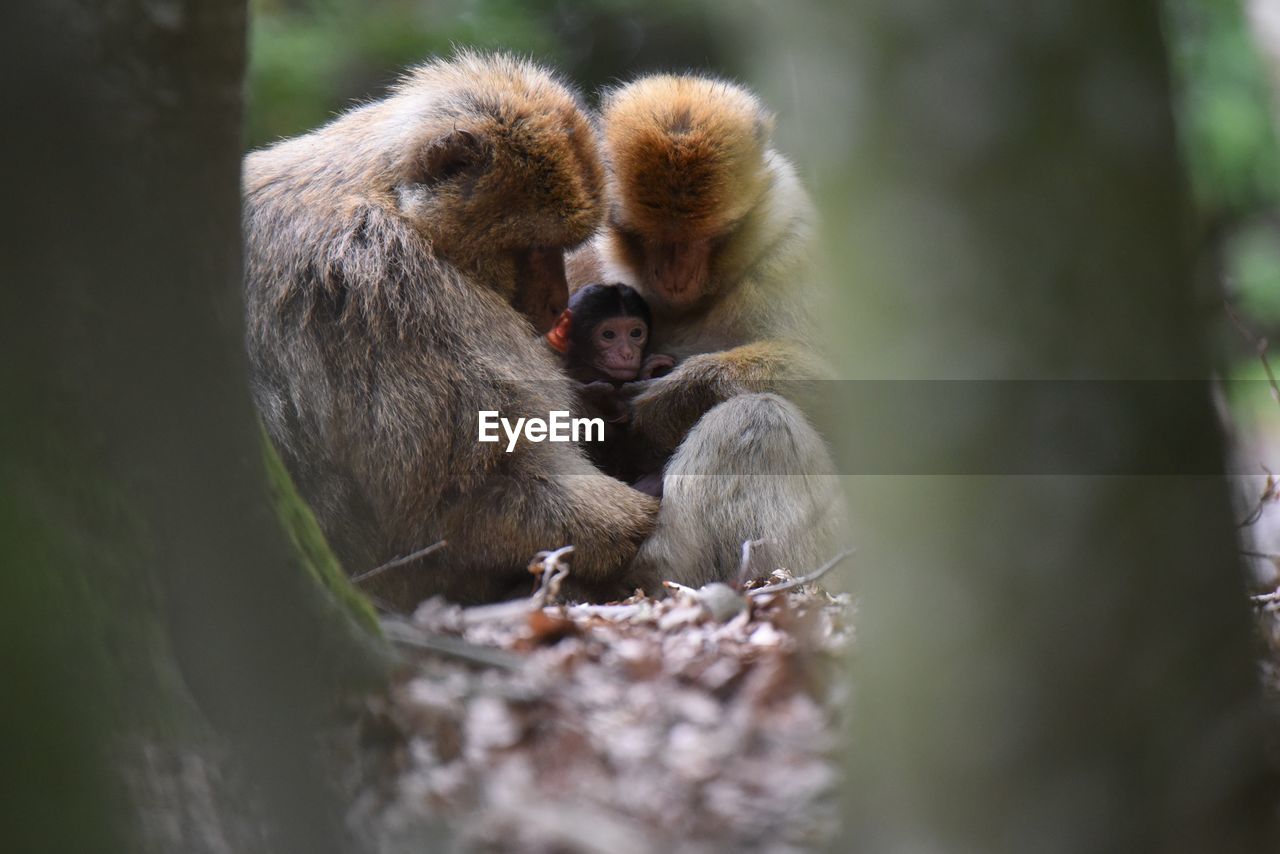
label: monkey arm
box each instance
[625,338,829,455]
[576,380,630,424]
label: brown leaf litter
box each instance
[347,559,854,853]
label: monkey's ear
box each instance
[546,308,573,354]
[413,129,491,188]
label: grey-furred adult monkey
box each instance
[571,73,845,587]
[243,52,657,608]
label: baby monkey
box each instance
[547,283,674,494]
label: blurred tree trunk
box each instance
[731,1,1279,851]
[0,2,384,852]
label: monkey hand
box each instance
[638,353,676,380]
[621,356,726,453]
[577,380,630,424]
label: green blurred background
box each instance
[245,0,745,147]
[1165,0,1280,431]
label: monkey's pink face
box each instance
[589,316,648,381]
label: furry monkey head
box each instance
[249,51,605,334]
[391,53,606,331]
[390,53,605,253]
[598,75,777,310]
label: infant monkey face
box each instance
[591,316,648,381]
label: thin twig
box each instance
[735,538,771,589]
[1250,589,1280,613]
[1225,301,1280,404]
[459,598,538,625]
[1239,508,1265,529]
[381,619,524,670]
[562,603,649,621]
[531,545,575,606]
[458,545,576,625]
[1224,302,1280,528]
[353,540,447,585]
[1237,468,1276,529]
[747,548,855,598]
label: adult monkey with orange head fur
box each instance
[571,75,843,588]
[244,53,656,608]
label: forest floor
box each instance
[1240,472,1280,702]
[347,550,853,853]
[125,524,1280,854]
[348,504,1280,854]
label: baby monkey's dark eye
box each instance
[602,330,616,340]
[630,328,643,338]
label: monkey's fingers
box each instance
[617,377,659,402]
[639,354,676,380]
[580,381,630,423]
[624,386,687,453]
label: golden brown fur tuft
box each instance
[247,51,604,306]
[600,75,774,242]
[391,51,606,255]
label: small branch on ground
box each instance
[1238,470,1278,529]
[735,538,772,589]
[353,540,448,585]
[747,548,855,598]
[1226,300,1280,404]
[530,545,575,606]
[381,619,524,670]
[661,580,700,597]
[561,603,649,621]
[1250,588,1280,614]
[459,546,576,625]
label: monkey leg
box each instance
[630,392,846,590]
